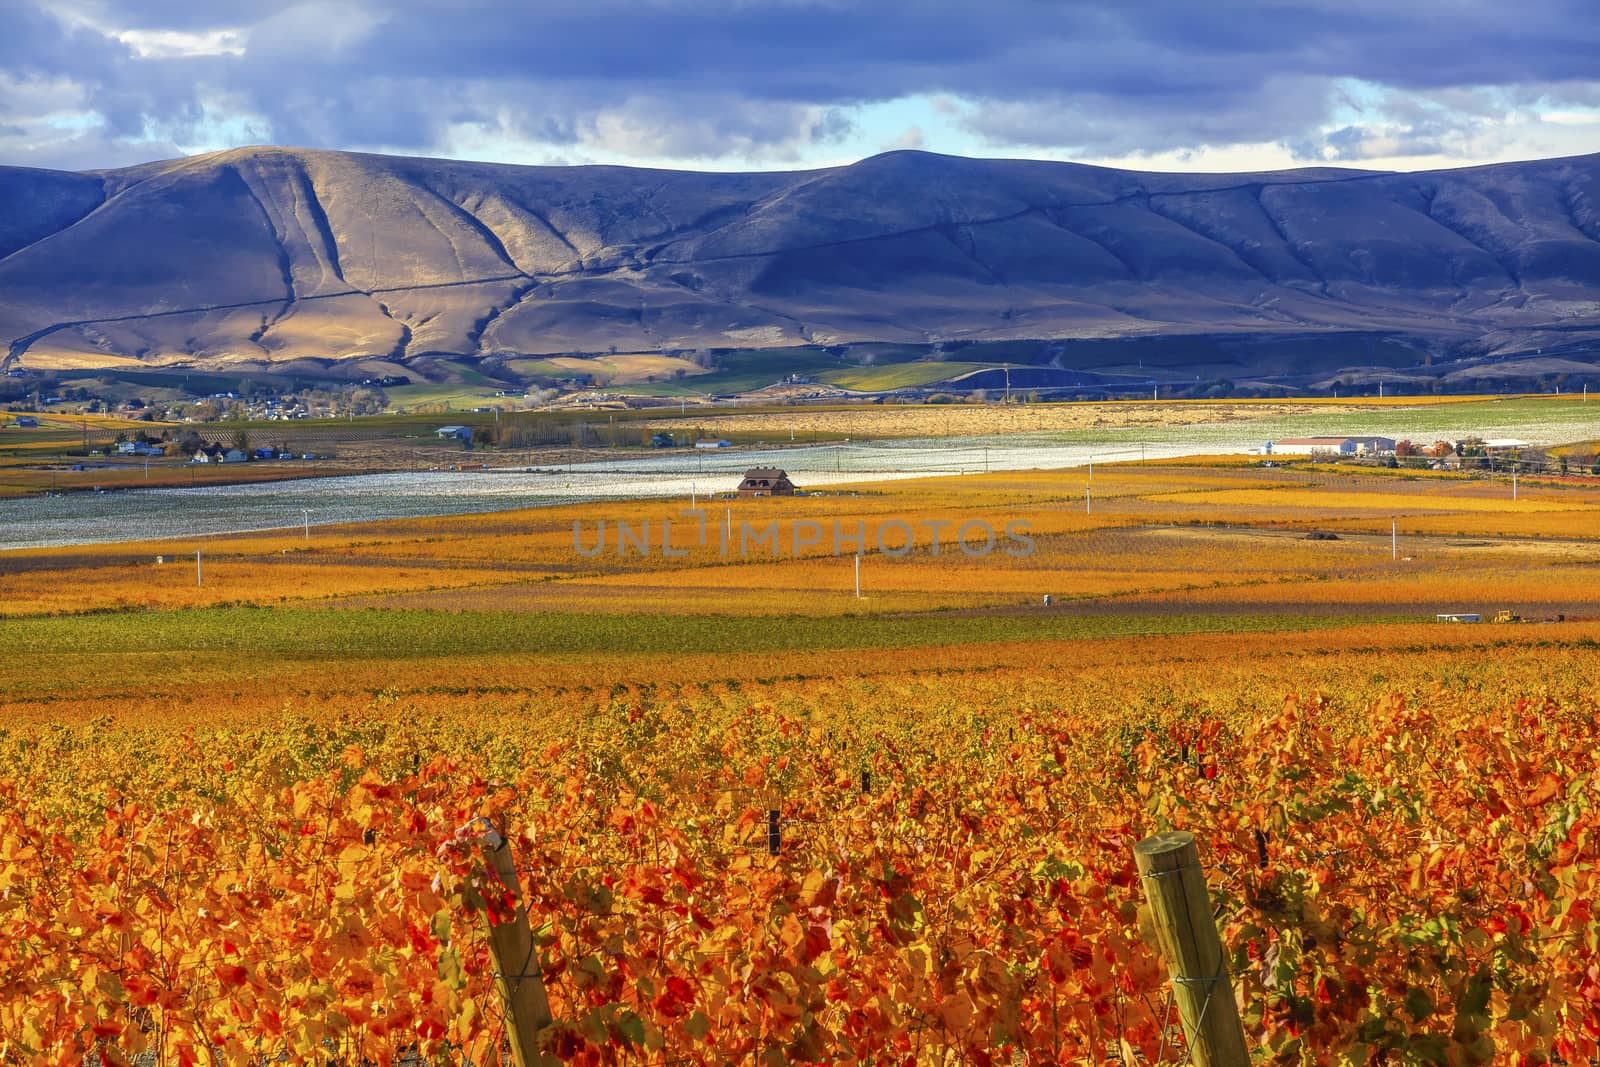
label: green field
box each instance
[384,383,509,410]
[3,605,1416,660]
[820,361,986,391]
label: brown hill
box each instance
[2,146,1598,370]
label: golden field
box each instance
[7,460,1600,620]
[637,395,1481,440]
[9,454,1600,1065]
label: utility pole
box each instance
[196,548,203,587]
[1085,487,1092,514]
[854,553,861,598]
[1392,518,1397,561]
[303,509,310,543]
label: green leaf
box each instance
[1404,986,1434,1022]
[617,1011,647,1047]
[1455,966,1492,1019]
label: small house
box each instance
[222,448,247,463]
[117,441,162,456]
[435,425,472,440]
[736,467,796,496]
[13,415,37,428]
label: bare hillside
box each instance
[2,147,1598,370]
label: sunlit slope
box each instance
[3,147,1600,366]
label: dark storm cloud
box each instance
[3,0,1599,168]
[0,1,128,75]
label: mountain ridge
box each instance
[3,146,1599,372]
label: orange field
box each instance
[9,457,1600,1064]
[7,461,1600,620]
[10,631,1600,1065]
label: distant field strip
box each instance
[1,606,1408,657]
[1143,487,1585,512]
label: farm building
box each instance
[736,467,796,496]
[695,439,731,449]
[12,415,37,427]
[435,425,472,440]
[1269,436,1395,456]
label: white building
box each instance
[1269,436,1396,456]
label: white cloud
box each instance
[5,0,1600,175]
[887,125,925,151]
[111,27,246,58]
[1540,108,1600,126]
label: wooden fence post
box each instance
[480,823,557,1067]
[1133,831,1249,1067]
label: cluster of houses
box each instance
[1258,436,1532,458]
[190,445,304,464]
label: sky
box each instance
[2,1,1598,175]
